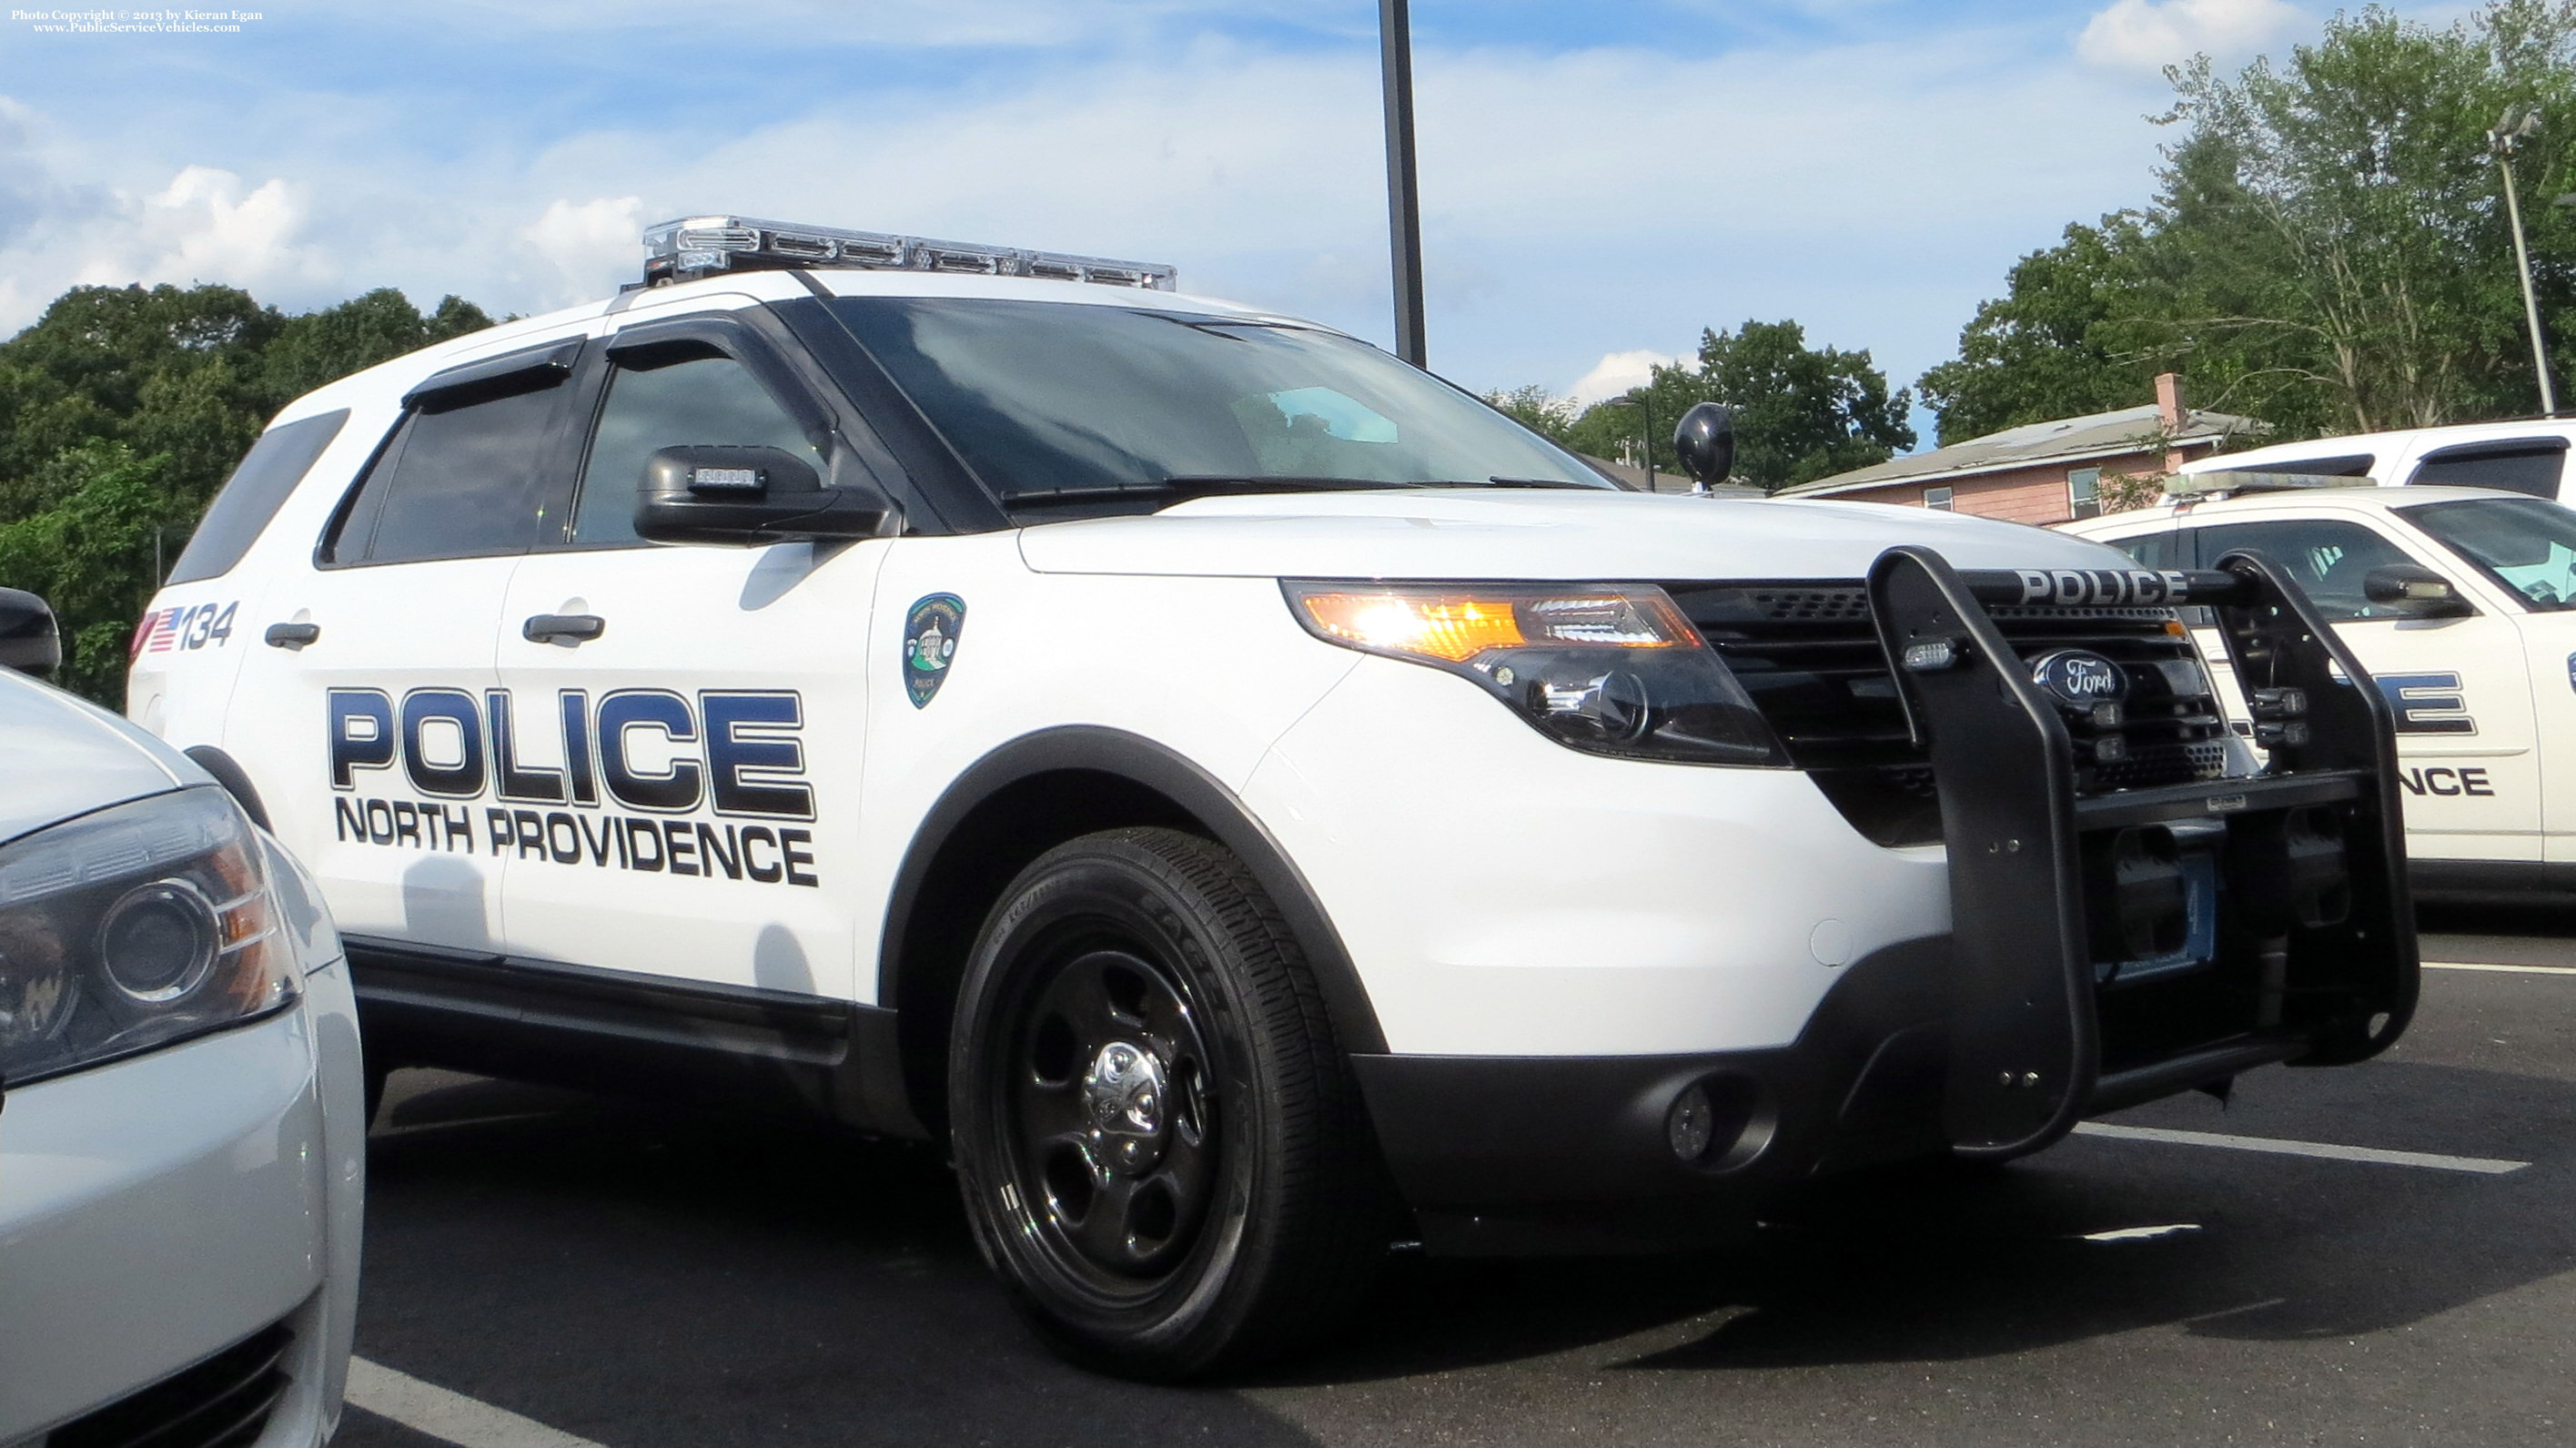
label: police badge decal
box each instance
[904,594,965,708]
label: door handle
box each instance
[264,622,320,649]
[522,613,606,644]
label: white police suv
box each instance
[0,590,364,1448]
[2067,474,2576,902]
[128,217,2420,1377]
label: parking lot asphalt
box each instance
[336,906,2576,1448]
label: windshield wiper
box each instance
[1005,476,1425,511]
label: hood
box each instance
[0,671,195,847]
[1016,489,2142,581]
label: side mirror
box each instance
[0,587,61,677]
[2363,563,2472,616]
[1673,403,1736,491]
[635,445,894,547]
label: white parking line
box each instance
[2425,960,2576,977]
[2070,1121,2531,1175]
[345,1357,611,1448]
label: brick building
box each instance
[1780,374,2256,524]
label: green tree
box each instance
[1921,2,2576,443]
[0,283,495,704]
[1480,383,1579,447]
[1562,320,1914,489]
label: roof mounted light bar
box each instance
[641,215,1178,291]
[2167,469,2378,500]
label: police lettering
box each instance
[2398,766,2495,798]
[2014,568,2193,608]
[327,686,821,886]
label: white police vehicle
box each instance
[0,590,364,1448]
[127,216,2420,1377]
[2177,417,2576,502]
[2067,473,2576,902]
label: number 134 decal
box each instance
[129,601,237,658]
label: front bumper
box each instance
[0,961,366,1447]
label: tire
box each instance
[949,826,1385,1379]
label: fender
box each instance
[184,744,272,831]
[878,725,1389,1056]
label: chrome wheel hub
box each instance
[1084,1039,1168,1174]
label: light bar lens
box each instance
[641,215,1178,290]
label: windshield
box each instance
[825,298,1609,515]
[2399,495,2576,610]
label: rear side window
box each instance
[167,410,349,583]
[325,375,565,567]
[2406,440,2568,498]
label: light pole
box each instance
[2489,106,2557,417]
[1379,0,1427,369]
[1604,390,1655,491]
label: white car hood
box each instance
[0,671,196,846]
[1016,489,2143,581]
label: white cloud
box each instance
[1568,349,1690,408]
[2076,0,2306,74]
[522,196,642,309]
[58,165,320,296]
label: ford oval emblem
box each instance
[2030,649,2127,706]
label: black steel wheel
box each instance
[949,827,1385,1379]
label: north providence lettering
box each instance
[327,687,818,886]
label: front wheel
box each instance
[949,827,1384,1379]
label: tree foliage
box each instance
[1504,320,1914,491]
[1922,1,2576,444]
[0,283,495,704]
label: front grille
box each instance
[1668,582,2231,846]
[49,1322,290,1448]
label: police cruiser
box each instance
[127,216,2420,1377]
[2067,470,2576,902]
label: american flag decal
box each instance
[143,606,180,654]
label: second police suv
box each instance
[131,217,2421,1377]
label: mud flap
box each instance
[1866,547,2417,1160]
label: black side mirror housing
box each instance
[2363,563,2472,617]
[0,587,62,677]
[1673,403,1736,491]
[635,445,895,546]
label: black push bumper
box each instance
[1358,548,2419,1254]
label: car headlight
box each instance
[0,786,300,1089]
[1283,581,1788,766]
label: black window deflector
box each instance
[403,339,581,410]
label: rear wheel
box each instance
[949,827,1383,1379]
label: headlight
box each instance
[0,787,300,1089]
[1283,581,1787,766]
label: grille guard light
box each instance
[641,215,1178,291]
[1283,582,1788,768]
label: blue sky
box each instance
[0,0,2450,435]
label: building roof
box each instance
[1782,404,2262,499]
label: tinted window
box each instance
[2253,453,2377,478]
[571,352,822,547]
[167,410,349,582]
[327,379,561,566]
[2191,519,2419,622]
[2399,496,2576,610]
[2109,529,2178,571]
[829,298,1603,515]
[2406,440,2567,498]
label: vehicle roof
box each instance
[2061,483,2549,535]
[268,268,1307,430]
[2179,418,2576,475]
[0,671,200,847]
